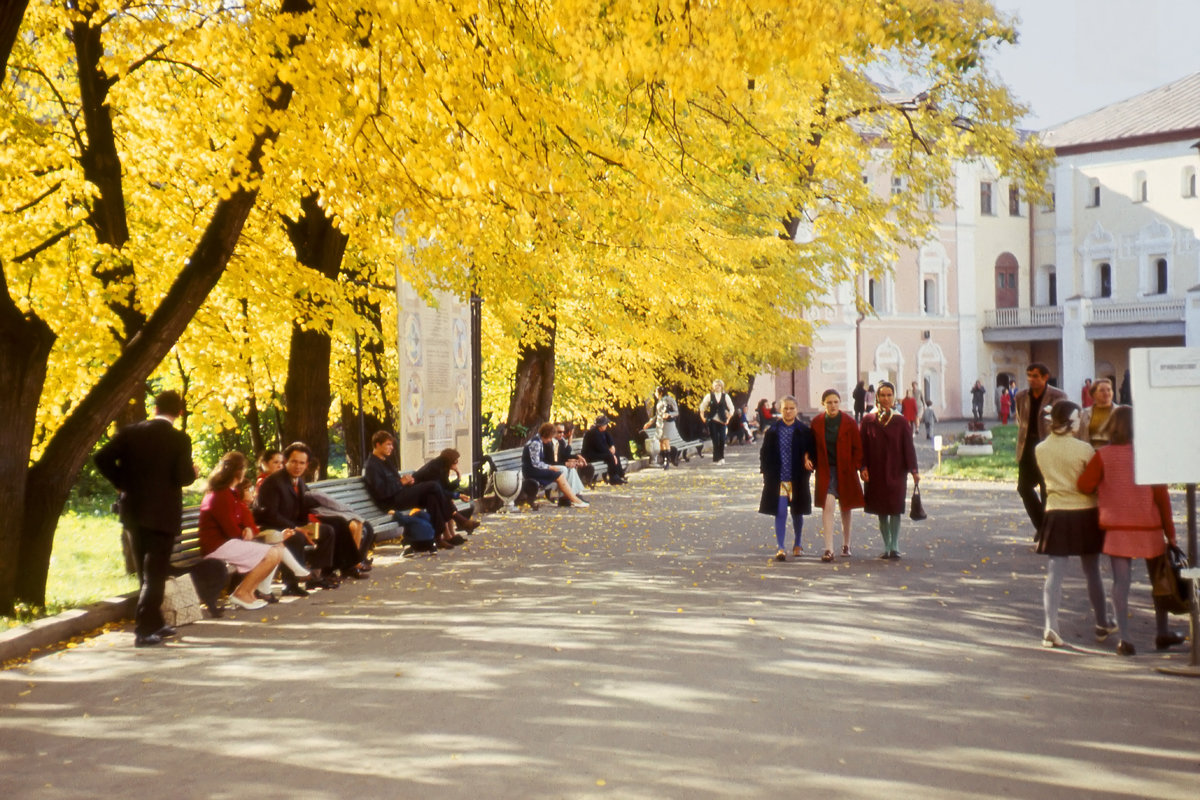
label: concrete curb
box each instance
[0,593,134,664]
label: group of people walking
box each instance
[1015,365,1183,656]
[758,382,920,564]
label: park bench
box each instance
[125,473,472,576]
[481,440,614,508]
[643,426,706,463]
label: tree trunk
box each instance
[280,192,350,480]
[6,0,312,610]
[610,400,650,459]
[281,325,334,478]
[0,2,29,87]
[500,309,556,449]
[0,289,55,612]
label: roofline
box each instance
[1052,127,1200,156]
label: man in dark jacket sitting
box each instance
[254,442,341,592]
[582,415,626,485]
[364,430,461,549]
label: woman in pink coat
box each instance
[1077,407,1184,656]
[811,388,864,562]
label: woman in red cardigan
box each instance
[811,389,864,562]
[1077,407,1184,656]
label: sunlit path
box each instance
[2,444,1196,799]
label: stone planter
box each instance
[957,443,994,457]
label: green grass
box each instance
[3,512,138,630]
[931,423,1018,482]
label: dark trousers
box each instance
[708,420,727,461]
[394,481,452,531]
[282,521,335,582]
[130,526,173,637]
[1017,452,1046,533]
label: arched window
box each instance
[995,253,1018,308]
[1133,170,1148,203]
[1183,166,1196,198]
[1155,258,1168,294]
[1087,178,1100,207]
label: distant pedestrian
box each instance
[758,396,816,561]
[999,389,1011,425]
[970,379,986,421]
[812,389,864,562]
[864,384,875,415]
[699,379,734,465]
[860,382,919,559]
[852,380,866,422]
[1035,400,1112,649]
[900,389,919,437]
[1119,370,1132,405]
[94,390,198,648]
[1081,378,1094,409]
[645,387,680,469]
[920,401,937,440]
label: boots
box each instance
[453,511,481,533]
[670,446,680,466]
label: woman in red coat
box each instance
[900,390,919,436]
[860,382,920,559]
[811,389,864,562]
[1076,407,1183,655]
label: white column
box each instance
[955,163,980,419]
[1061,296,1094,395]
[1054,164,1078,300]
[1186,284,1200,347]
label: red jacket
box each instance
[812,411,864,509]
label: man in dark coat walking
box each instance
[95,390,197,647]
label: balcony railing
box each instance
[984,299,1184,329]
[1089,299,1184,324]
[985,306,1063,328]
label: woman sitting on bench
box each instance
[199,451,311,610]
[523,423,589,508]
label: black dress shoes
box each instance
[155,625,178,639]
[134,633,164,648]
[341,566,365,580]
[281,583,309,598]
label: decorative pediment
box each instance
[1079,221,1115,260]
[918,240,950,273]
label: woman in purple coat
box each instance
[859,382,920,559]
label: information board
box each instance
[396,281,474,474]
[1130,347,1200,484]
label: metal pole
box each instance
[470,290,484,505]
[1188,483,1198,668]
[355,331,366,476]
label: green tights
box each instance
[877,514,901,553]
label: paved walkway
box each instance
[1,438,1197,799]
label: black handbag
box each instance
[909,486,927,521]
[1168,545,1194,610]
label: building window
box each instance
[980,181,993,215]
[1183,167,1196,198]
[1008,185,1021,216]
[867,278,877,310]
[1098,263,1112,298]
[1087,178,1100,207]
[923,278,938,315]
[1048,272,1057,306]
[1134,171,1148,202]
[1036,265,1057,306]
[891,176,904,196]
[1155,258,1168,294]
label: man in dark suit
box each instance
[95,390,197,647]
[1014,362,1068,532]
[253,442,340,591]
[581,415,626,484]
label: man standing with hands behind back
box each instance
[95,390,197,648]
[699,379,735,465]
[1014,363,1067,533]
